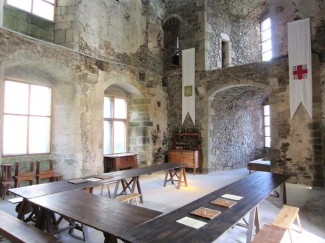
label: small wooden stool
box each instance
[251,224,286,243]
[272,205,303,242]
[100,182,115,198]
[115,193,141,205]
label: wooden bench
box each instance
[272,205,302,242]
[115,193,142,205]
[36,160,62,184]
[13,162,35,188]
[251,224,286,243]
[0,210,57,243]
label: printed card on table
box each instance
[221,194,243,201]
[176,217,207,229]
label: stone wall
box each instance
[0,23,166,177]
[269,0,325,60]
[55,0,78,49]
[206,0,267,69]
[75,0,164,74]
[167,56,323,186]
[210,87,265,170]
[163,0,207,71]
[2,4,54,42]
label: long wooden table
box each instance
[9,162,187,219]
[119,172,290,243]
[29,190,162,243]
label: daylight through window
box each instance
[260,17,272,61]
[7,0,55,21]
[3,80,52,155]
[103,97,127,154]
[264,105,271,147]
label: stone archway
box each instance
[208,85,268,171]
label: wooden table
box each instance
[29,190,162,243]
[9,162,187,218]
[104,153,138,172]
[119,172,290,243]
[107,162,188,202]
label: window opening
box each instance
[260,17,272,61]
[163,17,181,69]
[103,96,127,154]
[3,80,52,155]
[6,0,55,21]
[222,41,229,68]
[263,105,271,147]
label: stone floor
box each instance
[0,168,325,243]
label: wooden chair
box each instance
[13,162,35,188]
[0,163,15,200]
[36,160,62,184]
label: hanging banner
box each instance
[182,48,195,124]
[288,18,312,118]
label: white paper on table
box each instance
[86,178,102,182]
[176,216,207,229]
[221,194,243,201]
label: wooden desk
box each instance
[104,153,138,172]
[29,190,162,243]
[120,172,290,243]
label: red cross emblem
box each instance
[293,64,308,80]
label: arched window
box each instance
[163,17,181,69]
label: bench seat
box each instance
[272,205,302,242]
[251,224,286,243]
[115,193,141,205]
[0,210,57,243]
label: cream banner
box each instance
[182,48,195,124]
[288,18,312,118]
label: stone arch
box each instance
[99,69,166,167]
[0,53,79,178]
[207,84,269,171]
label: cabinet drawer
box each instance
[169,152,182,162]
[118,156,136,168]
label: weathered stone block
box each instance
[55,30,66,44]
[55,22,72,30]
[129,122,140,127]
[136,127,148,136]
[141,121,153,127]
[65,29,74,43]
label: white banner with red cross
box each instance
[288,18,312,118]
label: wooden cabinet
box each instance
[172,132,201,150]
[169,132,203,174]
[103,153,138,172]
[168,150,202,175]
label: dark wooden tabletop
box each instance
[119,172,290,243]
[29,190,162,237]
[9,162,186,199]
[103,162,187,180]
